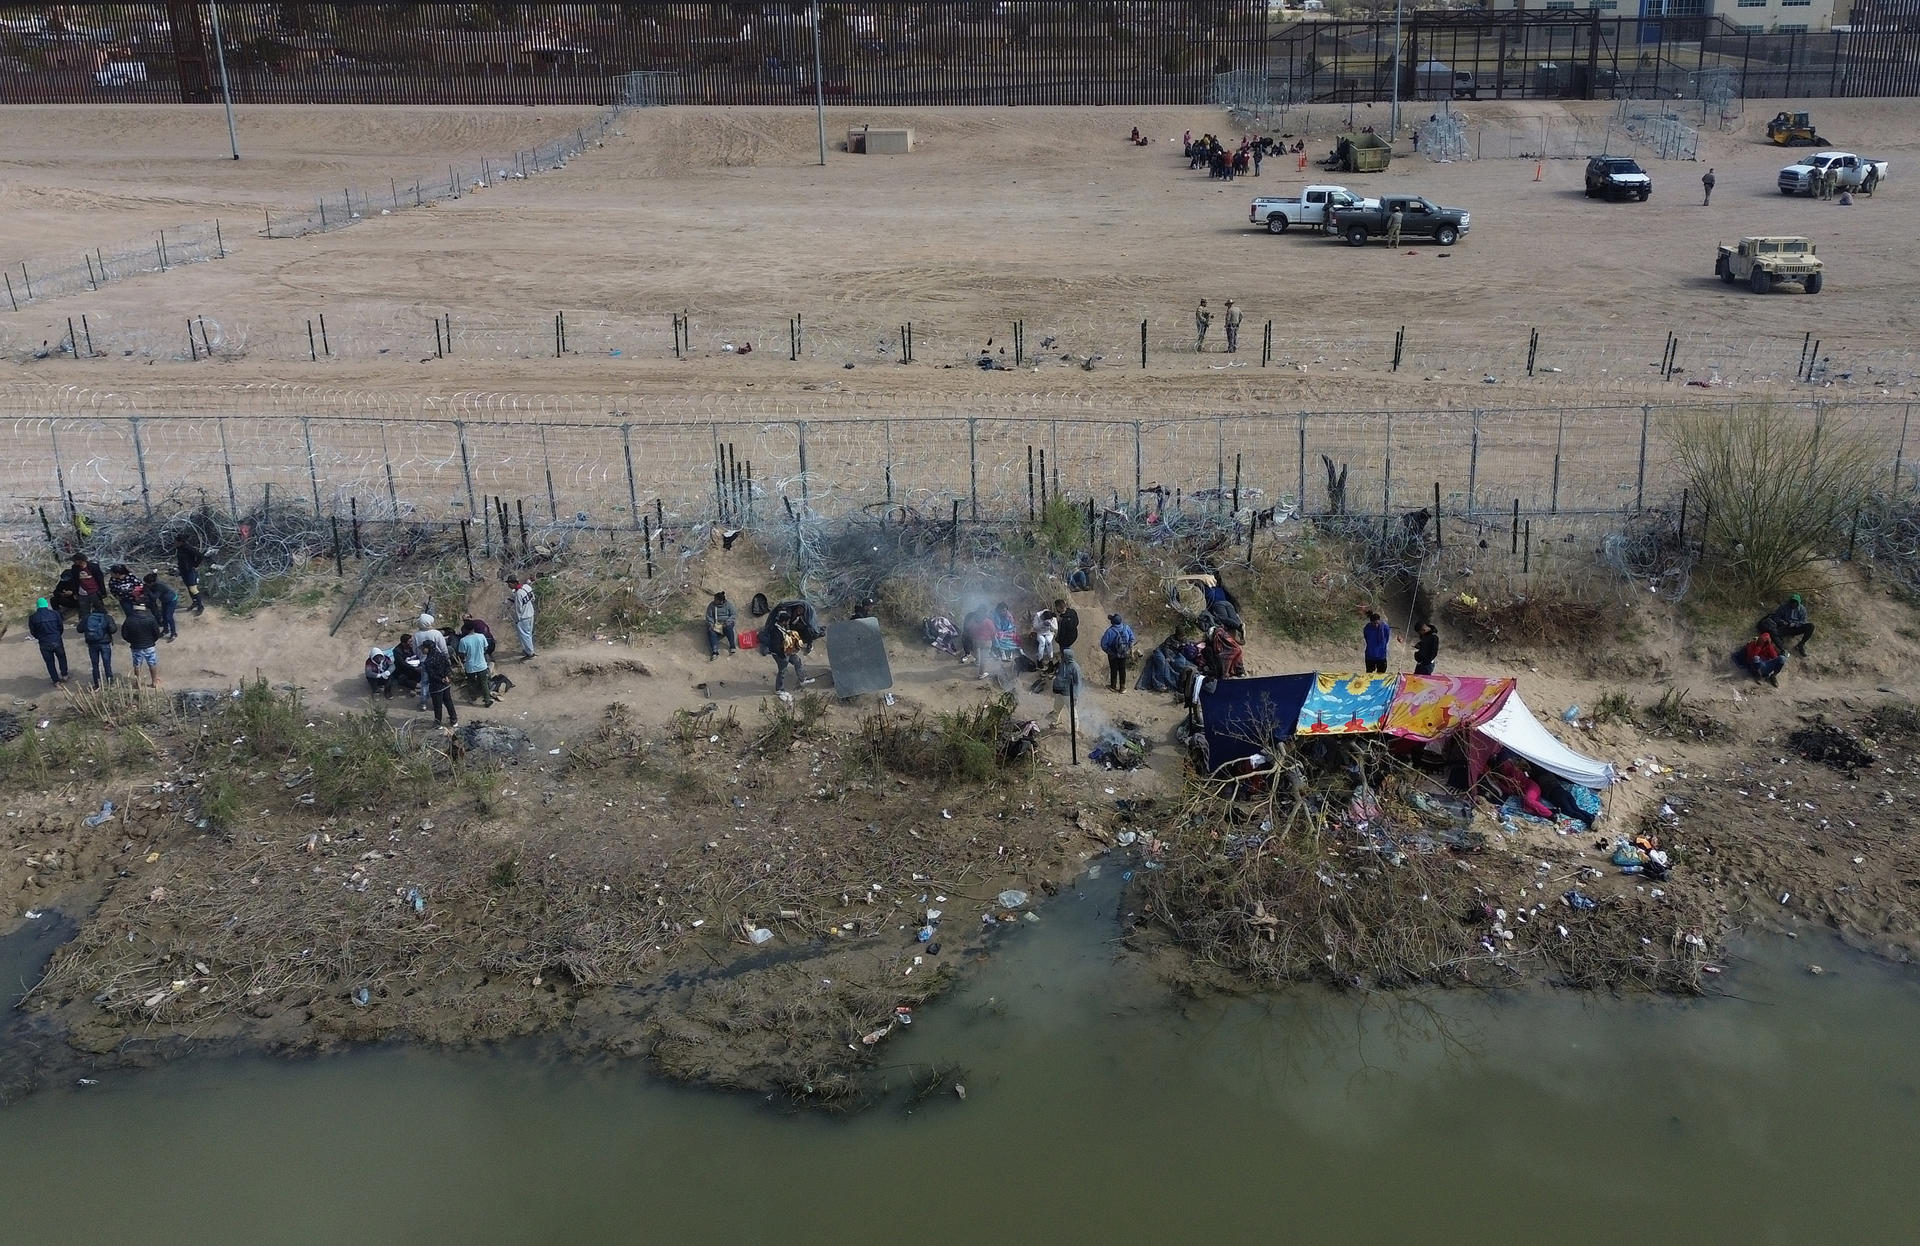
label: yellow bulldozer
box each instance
[1766,111,1826,147]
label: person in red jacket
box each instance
[1737,631,1785,686]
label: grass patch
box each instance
[856,695,1021,785]
[1592,689,1637,726]
[1241,530,1369,641]
[1035,494,1089,558]
[1642,688,1729,741]
[753,692,831,754]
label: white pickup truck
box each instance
[1248,185,1378,234]
[1778,151,1889,196]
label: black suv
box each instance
[1585,156,1652,200]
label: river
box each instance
[3,872,1917,1246]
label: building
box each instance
[1484,0,1838,31]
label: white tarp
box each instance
[1475,690,1617,788]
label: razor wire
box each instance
[2,222,231,314]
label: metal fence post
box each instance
[1215,418,1225,512]
[455,420,478,519]
[1635,403,1651,511]
[1466,409,1481,517]
[1382,410,1394,521]
[966,417,978,521]
[47,422,69,516]
[1133,421,1144,508]
[1297,412,1308,515]
[130,417,153,517]
[1550,408,1565,514]
[1895,403,1912,496]
[212,417,237,515]
[302,418,323,516]
[797,420,811,516]
[622,424,641,528]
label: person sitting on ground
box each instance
[1136,637,1181,694]
[1736,631,1786,686]
[53,554,107,614]
[391,633,421,694]
[1203,624,1245,679]
[1130,126,1141,144]
[923,614,962,657]
[1412,621,1440,675]
[1032,607,1059,666]
[1492,757,1555,821]
[705,591,738,660]
[365,646,396,699]
[1759,593,1813,657]
[990,601,1019,666]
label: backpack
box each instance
[84,610,116,644]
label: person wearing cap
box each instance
[412,614,444,710]
[1224,299,1243,353]
[120,600,162,689]
[365,646,396,699]
[28,597,70,686]
[1099,613,1135,693]
[507,577,537,659]
[705,591,737,660]
[1760,593,1813,657]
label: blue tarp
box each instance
[1198,674,1314,772]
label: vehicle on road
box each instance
[93,60,147,88]
[1584,155,1652,200]
[1329,195,1470,247]
[1248,185,1377,234]
[1778,151,1888,196]
[1715,236,1823,294]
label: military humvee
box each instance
[1715,236,1824,294]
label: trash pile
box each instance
[1089,723,1149,770]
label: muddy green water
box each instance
[4,876,1919,1246]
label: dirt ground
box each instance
[4,98,1920,1100]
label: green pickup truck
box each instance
[1329,195,1471,247]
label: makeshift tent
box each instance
[1383,675,1512,741]
[1471,689,1616,788]
[1297,672,1396,736]
[1197,673,1313,771]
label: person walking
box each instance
[1412,621,1440,675]
[1050,646,1083,732]
[1701,167,1716,206]
[142,573,180,641]
[1362,610,1391,674]
[82,597,117,688]
[175,532,206,615]
[28,597,70,687]
[507,577,537,659]
[422,641,458,726]
[1224,299,1243,353]
[1194,299,1212,352]
[121,600,162,689]
[705,591,737,660]
[1100,613,1135,693]
[456,625,494,707]
[1385,207,1404,249]
[1251,145,1262,177]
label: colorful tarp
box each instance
[1382,675,1514,741]
[1297,672,1398,736]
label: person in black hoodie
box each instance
[1412,622,1440,676]
[1053,598,1080,654]
[120,600,162,689]
[175,531,206,614]
[27,597,69,686]
[422,642,458,726]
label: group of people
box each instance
[362,578,537,726]
[1194,297,1246,352]
[1734,593,1814,686]
[26,541,205,691]
[1182,131,1301,181]
[1361,611,1441,676]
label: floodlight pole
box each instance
[811,0,827,167]
[208,1,239,159]
[1390,0,1404,141]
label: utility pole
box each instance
[208,1,240,159]
[811,0,827,167]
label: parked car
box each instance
[1585,155,1652,201]
[1247,185,1377,234]
[1329,195,1470,247]
[1715,236,1823,295]
[1778,151,1888,196]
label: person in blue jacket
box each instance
[1363,610,1392,674]
[27,597,70,686]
